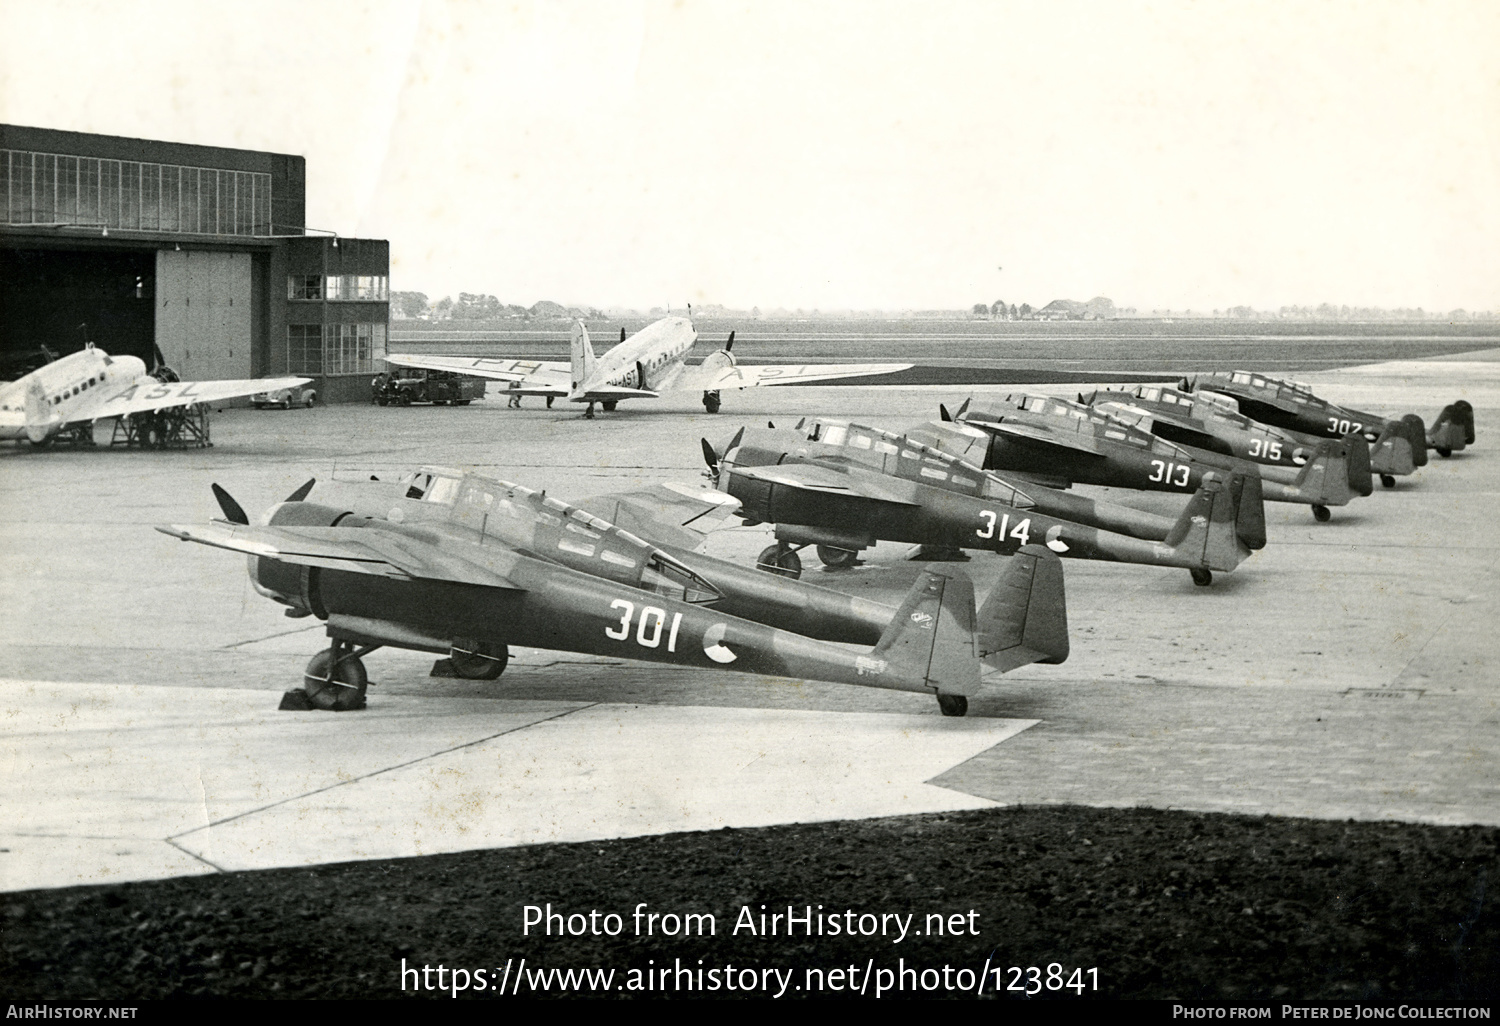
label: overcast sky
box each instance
[3,0,1497,312]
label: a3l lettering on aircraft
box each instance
[0,344,309,447]
[383,316,911,418]
[159,468,1070,717]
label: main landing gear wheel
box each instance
[756,544,803,579]
[602,401,618,412]
[1311,504,1332,522]
[303,644,369,711]
[449,640,509,680]
[703,391,721,414]
[1190,568,1213,587]
[936,694,968,717]
[816,545,859,568]
[1381,474,1396,489]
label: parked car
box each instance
[374,368,485,405]
[252,384,317,409]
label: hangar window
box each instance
[287,325,323,374]
[289,276,322,300]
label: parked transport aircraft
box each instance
[0,344,308,447]
[384,316,911,417]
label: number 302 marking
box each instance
[977,511,1031,546]
[1148,459,1191,487]
[1328,417,1362,436]
[605,599,682,652]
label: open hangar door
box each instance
[0,248,155,372]
[154,250,253,381]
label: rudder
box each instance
[872,568,981,697]
[977,545,1068,672]
[569,320,598,393]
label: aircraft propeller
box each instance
[212,483,249,525]
[700,438,720,482]
[725,331,735,352]
[939,404,952,422]
[955,397,971,419]
[212,478,316,525]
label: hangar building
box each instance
[1,125,389,402]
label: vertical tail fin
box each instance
[977,545,1068,672]
[1427,402,1474,453]
[569,320,598,394]
[1291,439,1358,504]
[1369,422,1415,477]
[1343,433,1373,495]
[1230,471,1267,551]
[1399,414,1429,467]
[872,568,981,697]
[1162,471,1252,572]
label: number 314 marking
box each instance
[977,511,1031,546]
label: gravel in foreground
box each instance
[2,806,1495,1001]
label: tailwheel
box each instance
[1311,504,1332,522]
[449,640,509,680]
[1190,568,1213,587]
[755,544,803,579]
[703,391,721,414]
[1381,474,1396,488]
[816,544,859,568]
[1436,447,1452,458]
[303,642,371,711]
[936,693,968,717]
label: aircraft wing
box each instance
[570,386,660,402]
[972,419,1109,457]
[677,362,912,391]
[87,377,312,422]
[384,354,571,396]
[574,483,743,550]
[728,463,922,506]
[156,522,520,588]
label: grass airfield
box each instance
[1,337,1497,1000]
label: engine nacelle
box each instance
[250,501,362,617]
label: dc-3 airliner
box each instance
[0,344,309,447]
[383,316,911,417]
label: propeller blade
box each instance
[1078,392,1088,405]
[1179,377,1193,392]
[285,478,316,503]
[700,437,720,474]
[620,327,627,343]
[955,397,971,418]
[767,420,775,429]
[727,426,745,453]
[211,483,249,525]
[939,404,952,422]
[725,331,735,352]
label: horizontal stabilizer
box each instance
[872,568,981,697]
[978,545,1069,672]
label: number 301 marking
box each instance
[605,599,681,652]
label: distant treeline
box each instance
[393,291,1496,323]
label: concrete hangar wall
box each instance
[0,124,388,402]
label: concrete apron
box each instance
[0,679,1032,890]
